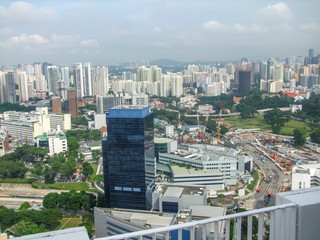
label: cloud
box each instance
[0,33,99,53]
[299,23,320,32]
[10,33,49,44]
[152,42,170,48]
[0,1,57,23]
[112,29,136,36]
[202,20,224,30]
[153,27,162,34]
[253,2,293,23]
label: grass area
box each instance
[58,217,83,229]
[89,163,98,182]
[32,182,89,191]
[225,115,313,136]
[0,178,36,184]
[247,170,259,191]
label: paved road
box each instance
[231,137,287,208]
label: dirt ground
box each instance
[0,183,66,196]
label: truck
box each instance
[256,186,262,193]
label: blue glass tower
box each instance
[102,105,155,210]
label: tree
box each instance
[293,129,306,147]
[82,162,94,180]
[19,202,31,210]
[61,157,77,180]
[12,220,44,236]
[264,108,290,134]
[0,206,17,231]
[44,166,56,184]
[43,192,60,209]
[92,150,101,162]
[67,136,80,153]
[310,129,320,144]
[32,163,43,179]
[77,153,85,165]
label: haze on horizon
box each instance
[0,0,320,65]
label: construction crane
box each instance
[196,113,201,140]
[217,103,223,146]
[200,108,211,142]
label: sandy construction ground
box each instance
[0,183,67,196]
[0,183,67,209]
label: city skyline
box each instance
[0,0,320,65]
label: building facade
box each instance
[103,105,155,210]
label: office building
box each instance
[238,70,251,93]
[67,89,78,118]
[94,113,107,130]
[102,105,155,210]
[51,97,62,114]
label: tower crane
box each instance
[217,103,223,146]
[200,108,211,142]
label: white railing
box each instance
[96,202,297,240]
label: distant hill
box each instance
[150,59,185,66]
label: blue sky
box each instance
[0,0,319,65]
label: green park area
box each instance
[58,217,83,229]
[224,115,313,136]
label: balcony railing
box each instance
[97,202,297,240]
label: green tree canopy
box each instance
[293,129,306,147]
[263,108,290,134]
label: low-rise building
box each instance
[36,127,68,156]
[292,163,320,190]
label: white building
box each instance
[292,164,320,190]
[289,104,302,113]
[165,125,174,137]
[94,114,106,130]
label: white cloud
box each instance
[233,23,248,32]
[253,2,293,23]
[0,1,57,23]
[202,20,224,31]
[0,33,99,53]
[79,39,100,48]
[10,33,49,45]
[153,27,162,34]
[299,23,320,32]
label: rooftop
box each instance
[12,227,89,240]
[108,105,152,119]
[171,165,221,176]
[154,183,206,196]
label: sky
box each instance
[0,0,320,65]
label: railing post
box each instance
[236,217,242,240]
[225,219,230,240]
[178,228,182,240]
[269,210,275,240]
[165,231,170,240]
[152,233,156,240]
[290,206,297,240]
[280,208,286,240]
[190,226,195,240]
[202,224,207,240]
[214,221,219,240]
[258,213,264,240]
[247,215,252,240]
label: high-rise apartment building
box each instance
[92,66,109,96]
[47,66,59,95]
[73,63,84,98]
[60,66,70,89]
[16,70,28,102]
[67,89,78,118]
[102,105,155,210]
[51,96,62,114]
[5,72,16,104]
[83,62,92,96]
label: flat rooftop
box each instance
[97,208,175,227]
[108,105,152,119]
[154,183,206,196]
[12,227,89,240]
[171,165,221,176]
